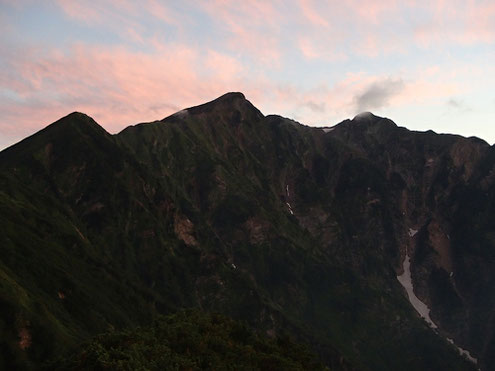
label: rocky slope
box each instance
[330,112,495,369]
[0,92,492,370]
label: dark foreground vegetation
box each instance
[47,310,327,370]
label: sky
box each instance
[1,0,494,149]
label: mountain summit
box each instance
[162,91,263,124]
[1,93,494,370]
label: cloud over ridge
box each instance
[354,78,405,113]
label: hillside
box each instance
[47,310,328,371]
[1,92,493,370]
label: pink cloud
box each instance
[413,0,495,46]
[0,35,471,149]
[198,0,283,64]
[348,0,399,24]
[145,0,180,25]
[53,0,495,59]
[2,0,494,149]
[52,0,495,65]
[55,0,184,45]
[56,0,110,23]
[464,1,495,43]
[204,51,245,81]
[298,1,495,57]
[297,36,348,61]
[0,40,266,147]
[56,0,284,66]
[298,0,329,28]
[298,38,322,59]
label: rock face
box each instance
[0,93,493,370]
[330,114,495,370]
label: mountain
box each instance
[0,92,493,370]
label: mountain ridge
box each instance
[1,92,493,370]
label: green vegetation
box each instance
[48,310,328,370]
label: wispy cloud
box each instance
[354,78,405,113]
[303,100,326,113]
[446,98,472,112]
[298,0,329,28]
[0,42,247,136]
[447,98,463,109]
[198,0,283,64]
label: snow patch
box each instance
[354,112,373,119]
[286,202,294,215]
[285,185,294,214]
[398,253,478,366]
[408,228,418,237]
[231,263,237,269]
[447,338,478,364]
[322,127,334,133]
[397,254,437,329]
[173,109,189,118]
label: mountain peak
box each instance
[163,92,263,123]
[352,111,382,122]
[186,91,251,114]
[65,111,92,119]
[55,111,100,127]
[0,111,110,164]
[42,111,110,141]
[216,91,246,101]
[348,112,397,131]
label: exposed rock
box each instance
[427,219,453,273]
[18,326,31,350]
[243,217,270,244]
[174,214,198,246]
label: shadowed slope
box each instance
[0,94,486,370]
